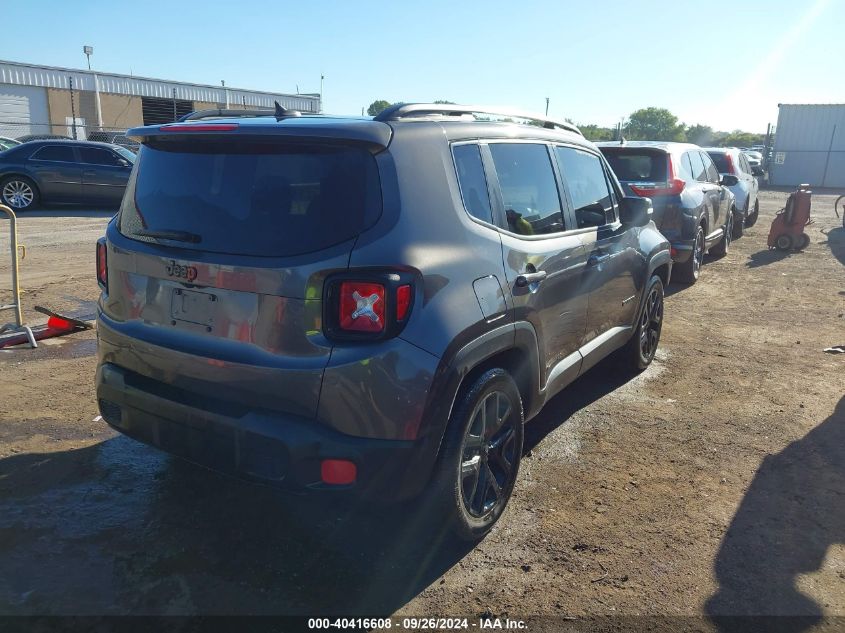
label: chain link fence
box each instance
[0,121,137,151]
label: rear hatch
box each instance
[101,119,388,418]
[600,147,675,226]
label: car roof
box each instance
[595,140,702,153]
[25,139,126,150]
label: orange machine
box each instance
[768,184,812,251]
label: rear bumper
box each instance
[669,239,694,264]
[96,362,425,500]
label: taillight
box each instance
[630,156,685,197]
[723,153,735,174]
[325,273,415,340]
[96,240,107,290]
[339,281,385,333]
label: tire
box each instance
[426,368,524,541]
[674,224,705,285]
[622,275,664,371]
[775,234,792,251]
[732,206,745,239]
[710,211,732,258]
[795,233,810,250]
[745,199,759,228]
[1,175,39,211]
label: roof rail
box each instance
[374,103,582,135]
[180,101,302,122]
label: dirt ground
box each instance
[0,192,843,629]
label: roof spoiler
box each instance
[179,101,302,122]
[374,103,582,135]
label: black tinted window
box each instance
[79,147,124,166]
[489,143,563,236]
[453,144,492,223]
[602,150,667,182]
[31,145,75,162]
[689,151,707,181]
[556,146,614,228]
[119,142,381,257]
[708,152,731,173]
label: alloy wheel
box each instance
[692,230,704,277]
[639,285,663,361]
[460,390,518,519]
[2,180,34,209]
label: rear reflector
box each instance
[159,123,239,132]
[321,459,357,485]
[96,241,107,290]
[396,284,411,321]
[338,281,385,332]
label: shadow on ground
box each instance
[822,226,845,267]
[706,395,845,632]
[746,248,793,268]
[0,435,473,616]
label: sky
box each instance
[2,0,844,133]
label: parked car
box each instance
[0,136,22,151]
[598,141,737,284]
[742,150,764,176]
[95,104,672,540]
[16,134,72,143]
[705,147,760,232]
[0,140,135,210]
[87,130,140,153]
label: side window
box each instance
[701,152,719,182]
[689,150,707,182]
[453,144,493,223]
[31,145,75,162]
[601,161,620,223]
[740,155,751,174]
[488,143,564,236]
[678,153,695,181]
[555,146,614,228]
[79,147,124,166]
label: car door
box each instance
[739,153,758,209]
[554,145,644,372]
[79,146,133,204]
[484,141,588,392]
[689,150,718,234]
[700,151,729,233]
[27,144,83,201]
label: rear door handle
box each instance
[516,270,547,287]
[588,253,611,266]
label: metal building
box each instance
[0,59,320,139]
[769,104,845,188]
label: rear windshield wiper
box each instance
[136,229,202,243]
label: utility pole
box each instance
[545,97,549,116]
[83,45,93,70]
[320,74,325,113]
[172,88,177,122]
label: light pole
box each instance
[83,45,93,70]
[320,74,325,113]
[545,97,549,116]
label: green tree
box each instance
[624,107,686,141]
[686,124,714,146]
[367,100,392,116]
[579,124,616,142]
[716,130,766,148]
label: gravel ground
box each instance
[0,191,843,630]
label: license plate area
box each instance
[171,288,216,327]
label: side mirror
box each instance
[619,196,653,227]
[720,174,739,186]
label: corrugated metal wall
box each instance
[0,59,320,113]
[769,104,845,188]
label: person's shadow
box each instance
[706,395,845,632]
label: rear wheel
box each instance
[623,275,664,371]
[795,233,810,250]
[775,234,792,251]
[710,212,733,258]
[675,225,705,285]
[1,176,39,211]
[745,199,759,227]
[732,206,745,239]
[427,369,524,541]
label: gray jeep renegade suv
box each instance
[96,103,671,539]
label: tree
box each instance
[624,107,686,141]
[716,130,766,148]
[686,124,714,146]
[367,100,392,116]
[579,124,616,142]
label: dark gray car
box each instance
[95,104,671,539]
[0,139,135,210]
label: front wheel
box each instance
[426,369,524,541]
[623,275,664,371]
[775,234,792,251]
[1,176,39,211]
[732,207,745,239]
[710,212,733,258]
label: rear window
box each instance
[602,150,667,182]
[708,152,731,173]
[118,141,381,257]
